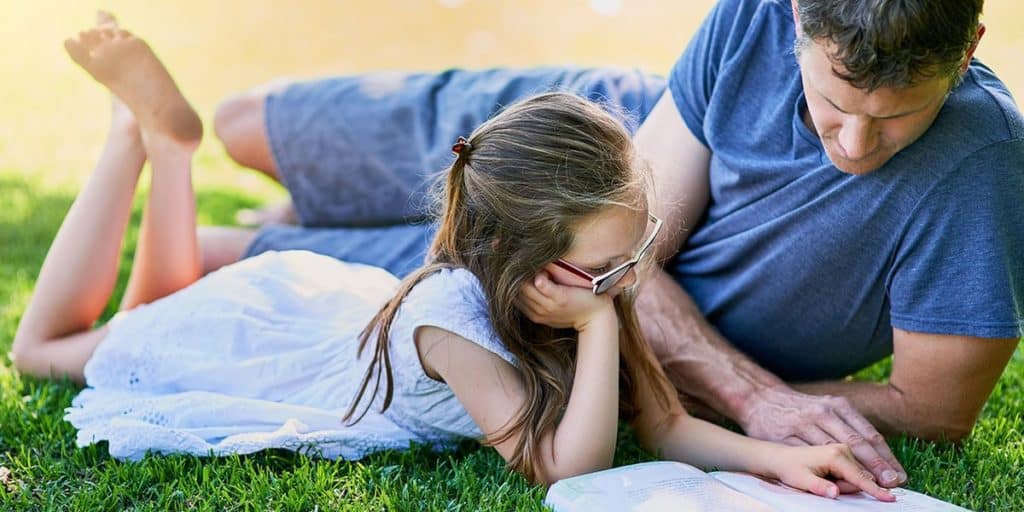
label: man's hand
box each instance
[640,266,911,489]
[740,385,907,487]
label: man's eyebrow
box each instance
[816,88,930,119]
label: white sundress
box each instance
[65,250,516,461]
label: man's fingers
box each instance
[820,401,905,486]
[825,447,896,502]
[833,405,907,485]
[795,424,835,447]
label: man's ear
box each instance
[791,0,802,38]
[961,23,986,73]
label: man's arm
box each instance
[632,91,709,264]
[632,91,907,487]
[794,329,1019,442]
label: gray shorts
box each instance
[242,66,667,277]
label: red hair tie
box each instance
[451,136,471,155]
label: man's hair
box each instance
[794,0,983,90]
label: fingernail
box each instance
[898,471,908,483]
[882,470,897,483]
[827,486,838,499]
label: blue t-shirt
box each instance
[669,0,1024,381]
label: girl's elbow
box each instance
[537,461,613,486]
[531,449,614,486]
[634,410,689,453]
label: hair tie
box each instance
[451,136,472,156]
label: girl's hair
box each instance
[342,92,671,481]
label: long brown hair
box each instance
[342,92,671,481]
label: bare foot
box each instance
[65,13,202,147]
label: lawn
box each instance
[2,2,1022,510]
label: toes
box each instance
[64,37,91,67]
[79,29,101,49]
[98,27,117,42]
[96,10,118,28]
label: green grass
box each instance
[0,170,1021,511]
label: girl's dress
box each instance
[64,250,515,461]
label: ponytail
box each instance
[343,137,476,425]
[427,137,474,264]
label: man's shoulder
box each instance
[959,61,1024,140]
[716,0,788,15]
[902,62,1023,181]
[705,0,791,37]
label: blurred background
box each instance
[1,0,1021,190]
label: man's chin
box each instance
[824,148,891,176]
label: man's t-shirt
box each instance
[669,0,1024,381]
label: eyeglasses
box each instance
[553,213,663,295]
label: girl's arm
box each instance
[628,339,896,502]
[417,290,621,485]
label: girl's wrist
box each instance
[574,302,618,333]
[747,441,785,479]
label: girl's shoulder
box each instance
[400,267,517,366]
[407,266,485,303]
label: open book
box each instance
[545,461,971,512]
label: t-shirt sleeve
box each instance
[402,268,516,365]
[395,268,516,440]
[888,139,1024,339]
[668,0,760,147]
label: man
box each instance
[209,0,1023,489]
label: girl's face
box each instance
[548,205,651,298]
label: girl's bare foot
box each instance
[93,12,140,140]
[64,13,202,148]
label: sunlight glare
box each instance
[590,0,622,16]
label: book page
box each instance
[710,472,972,512]
[545,461,777,512]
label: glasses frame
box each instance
[553,213,663,295]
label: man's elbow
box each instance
[893,391,979,443]
[907,418,976,444]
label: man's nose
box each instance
[837,116,878,160]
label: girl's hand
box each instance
[516,268,615,332]
[765,443,896,502]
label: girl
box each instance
[12,16,893,502]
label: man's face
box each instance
[797,39,952,175]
